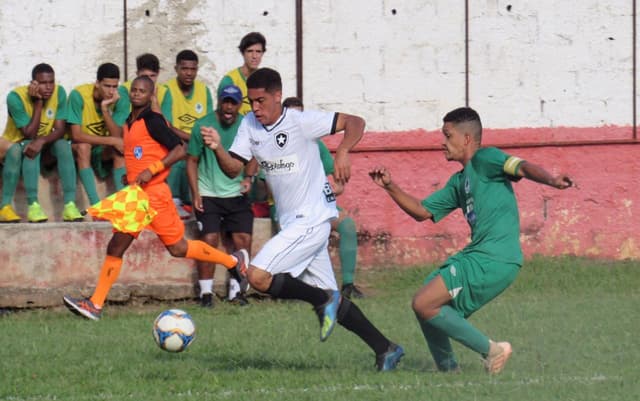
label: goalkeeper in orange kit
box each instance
[63,76,248,320]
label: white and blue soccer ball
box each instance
[152,309,196,352]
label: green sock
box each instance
[79,167,100,205]
[113,167,126,191]
[337,217,358,285]
[418,316,459,371]
[166,159,184,198]
[426,305,490,355]
[1,143,23,206]
[22,151,40,205]
[51,139,77,204]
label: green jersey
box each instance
[188,112,244,198]
[422,147,525,265]
[318,140,334,175]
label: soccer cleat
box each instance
[229,249,250,282]
[483,341,513,374]
[200,293,214,308]
[62,201,84,222]
[341,283,365,299]
[314,290,341,342]
[0,204,21,223]
[376,343,405,372]
[27,202,48,223]
[229,293,250,306]
[63,295,102,321]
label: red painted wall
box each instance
[324,126,640,266]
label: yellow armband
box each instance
[147,160,165,175]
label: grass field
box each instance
[0,256,638,401]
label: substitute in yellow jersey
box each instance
[161,50,213,218]
[0,63,83,223]
[217,32,267,116]
[67,62,130,206]
[122,53,168,113]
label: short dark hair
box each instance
[97,62,120,81]
[136,53,160,72]
[443,107,482,142]
[31,63,54,80]
[176,49,198,64]
[283,97,303,109]
[247,68,281,93]
[132,75,155,91]
[239,32,266,53]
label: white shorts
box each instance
[251,220,338,290]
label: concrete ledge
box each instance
[0,218,273,308]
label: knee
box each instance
[247,267,270,293]
[6,143,23,160]
[412,292,438,320]
[166,240,188,258]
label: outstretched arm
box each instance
[369,166,433,222]
[518,161,573,189]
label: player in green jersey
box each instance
[0,63,83,222]
[370,107,573,374]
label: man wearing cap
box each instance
[186,84,257,307]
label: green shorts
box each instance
[424,254,520,318]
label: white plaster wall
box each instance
[0,0,634,133]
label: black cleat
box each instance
[341,283,365,299]
[200,293,214,308]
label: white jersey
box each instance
[230,107,339,228]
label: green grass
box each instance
[0,256,638,401]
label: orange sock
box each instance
[186,240,236,268]
[90,255,123,308]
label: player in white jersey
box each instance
[200,68,404,371]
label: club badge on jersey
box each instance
[274,131,288,149]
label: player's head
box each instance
[217,84,242,126]
[129,75,155,109]
[246,68,282,125]
[282,96,303,111]
[136,53,160,82]
[31,63,55,100]
[239,32,266,72]
[175,50,198,86]
[441,107,482,162]
[95,62,120,101]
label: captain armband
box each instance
[503,156,524,176]
[147,160,165,175]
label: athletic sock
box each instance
[426,305,490,355]
[337,297,391,355]
[22,153,40,205]
[418,316,459,371]
[228,278,240,300]
[90,255,123,308]
[337,217,357,285]
[79,167,100,205]
[266,273,328,307]
[185,240,236,268]
[1,144,22,206]
[52,140,77,204]
[112,167,126,191]
[198,279,213,297]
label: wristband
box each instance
[147,160,165,175]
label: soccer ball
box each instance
[152,309,196,352]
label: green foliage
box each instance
[0,256,638,401]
